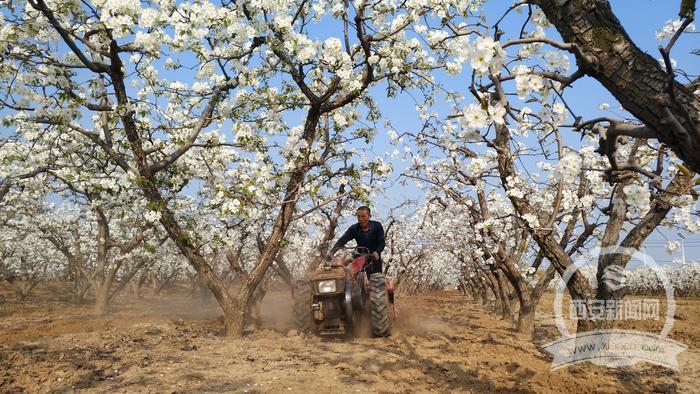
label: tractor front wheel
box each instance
[369,273,391,337]
[293,280,313,334]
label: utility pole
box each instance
[677,232,687,264]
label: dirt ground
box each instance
[0,284,698,393]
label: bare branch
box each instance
[27,0,110,73]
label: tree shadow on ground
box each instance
[308,334,537,393]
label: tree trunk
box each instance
[272,258,294,291]
[494,123,595,305]
[132,105,323,336]
[13,282,31,301]
[227,246,269,328]
[250,281,269,328]
[456,279,467,296]
[73,279,90,304]
[224,300,247,337]
[587,170,695,333]
[496,270,513,321]
[465,276,482,303]
[228,109,322,335]
[517,300,536,336]
[134,271,148,298]
[576,309,615,333]
[480,284,489,306]
[154,282,166,296]
[153,271,178,296]
[487,272,502,313]
[535,0,700,173]
[524,266,557,337]
[198,280,211,303]
[93,208,113,315]
[305,186,346,273]
[94,285,109,315]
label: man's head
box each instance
[356,206,371,228]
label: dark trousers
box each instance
[366,259,383,276]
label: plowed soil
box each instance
[0,284,698,393]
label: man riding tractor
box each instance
[293,206,396,337]
[329,206,385,275]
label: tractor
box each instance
[293,247,396,337]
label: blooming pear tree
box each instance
[406,135,614,334]
[0,0,451,335]
[375,0,700,335]
[626,263,700,297]
[0,227,56,301]
[35,201,160,314]
[437,4,699,333]
[486,58,696,333]
[388,197,489,297]
[412,0,700,172]
[382,211,428,292]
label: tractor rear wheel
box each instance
[293,280,313,333]
[369,273,391,337]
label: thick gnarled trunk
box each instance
[535,0,700,172]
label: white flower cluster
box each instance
[666,240,681,254]
[655,19,696,41]
[560,189,581,221]
[488,103,506,125]
[543,51,570,72]
[513,65,544,99]
[467,157,486,177]
[668,194,700,232]
[553,152,581,184]
[371,157,393,176]
[517,24,546,59]
[387,129,400,144]
[522,213,539,228]
[139,7,161,28]
[144,210,161,223]
[134,30,164,54]
[293,33,317,63]
[221,199,242,215]
[459,102,506,136]
[461,104,488,131]
[460,36,505,74]
[94,0,141,37]
[622,182,651,217]
[505,174,527,199]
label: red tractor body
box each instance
[294,248,397,337]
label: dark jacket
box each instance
[330,220,385,256]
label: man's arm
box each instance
[373,222,386,256]
[329,225,355,255]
